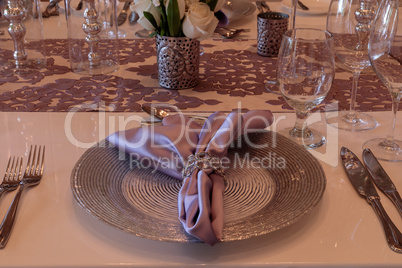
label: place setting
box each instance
[71,107,327,245]
[1,0,402,265]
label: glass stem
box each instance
[290,0,297,30]
[345,69,361,123]
[290,111,312,139]
[381,95,401,148]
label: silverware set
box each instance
[341,147,402,253]
[214,27,250,39]
[0,145,45,249]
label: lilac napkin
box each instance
[107,110,273,245]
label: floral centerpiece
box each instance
[132,0,225,40]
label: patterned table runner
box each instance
[0,38,394,113]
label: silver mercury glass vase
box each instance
[156,35,200,89]
[354,0,376,50]
[1,0,46,71]
[64,0,119,75]
[82,0,102,67]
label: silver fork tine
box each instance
[38,146,45,176]
[11,157,23,183]
[5,157,13,181]
[26,145,34,176]
[0,157,23,199]
[28,145,44,176]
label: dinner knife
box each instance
[117,1,131,26]
[340,147,402,253]
[363,148,402,217]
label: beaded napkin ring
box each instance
[182,152,225,179]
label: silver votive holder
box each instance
[257,12,289,57]
[156,35,200,89]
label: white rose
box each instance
[182,2,218,41]
[132,0,161,31]
[166,0,186,19]
[213,0,225,12]
[184,0,198,9]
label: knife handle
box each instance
[123,1,131,11]
[369,196,402,253]
[386,191,402,218]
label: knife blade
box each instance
[363,148,402,217]
[297,0,309,11]
[76,0,84,11]
[117,1,131,26]
[340,147,402,253]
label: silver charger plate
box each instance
[71,131,326,243]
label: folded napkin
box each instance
[107,110,273,245]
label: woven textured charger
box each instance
[71,131,326,243]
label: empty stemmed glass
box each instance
[264,0,301,95]
[362,0,402,161]
[326,0,378,131]
[277,28,335,149]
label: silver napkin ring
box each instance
[182,152,225,179]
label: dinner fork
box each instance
[0,145,45,248]
[0,157,23,199]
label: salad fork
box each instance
[0,145,45,248]
[0,157,23,199]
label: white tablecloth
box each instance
[0,111,401,267]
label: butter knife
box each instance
[363,148,402,217]
[341,147,402,253]
[117,1,131,26]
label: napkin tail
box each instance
[178,170,224,246]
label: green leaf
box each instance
[206,0,218,11]
[166,0,181,37]
[143,11,160,33]
[157,5,168,36]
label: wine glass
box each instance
[362,0,402,161]
[277,28,335,149]
[326,0,378,131]
[264,0,298,95]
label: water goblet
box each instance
[362,0,402,161]
[277,28,335,149]
[264,0,297,95]
[326,0,378,131]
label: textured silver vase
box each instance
[156,35,200,89]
